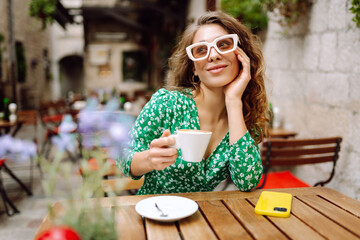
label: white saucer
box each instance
[135,196,198,222]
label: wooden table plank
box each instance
[116,206,146,240]
[315,187,360,217]
[292,198,358,239]
[179,211,218,240]
[110,188,320,206]
[145,219,180,240]
[224,199,288,240]
[298,195,360,237]
[198,200,252,240]
[247,198,325,240]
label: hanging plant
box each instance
[349,0,360,27]
[29,0,57,29]
[260,0,312,27]
[221,0,268,33]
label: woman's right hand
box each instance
[148,129,178,170]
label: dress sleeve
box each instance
[116,89,175,179]
[228,131,263,191]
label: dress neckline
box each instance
[181,89,230,161]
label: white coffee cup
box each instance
[171,129,212,163]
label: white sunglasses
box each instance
[186,34,239,61]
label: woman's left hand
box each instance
[224,47,251,103]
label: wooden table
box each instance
[34,187,360,240]
[269,128,297,138]
[0,119,24,136]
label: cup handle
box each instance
[170,134,179,149]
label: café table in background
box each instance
[269,128,297,138]
[34,187,360,240]
[0,119,24,136]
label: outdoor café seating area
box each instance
[1,0,360,239]
[0,93,356,239]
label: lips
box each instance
[207,64,227,73]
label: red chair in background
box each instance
[38,100,67,158]
[256,137,342,189]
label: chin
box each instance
[200,74,235,88]
[205,81,231,89]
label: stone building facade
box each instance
[263,0,360,199]
[0,0,52,109]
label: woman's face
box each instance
[191,24,240,89]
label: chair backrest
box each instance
[17,110,38,144]
[261,137,342,186]
[17,110,38,126]
[261,137,342,167]
[38,100,68,127]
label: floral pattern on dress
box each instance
[116,88,263,195]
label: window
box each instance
[122,51,145,83]
[15,42,26,83]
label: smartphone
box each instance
[254,191,292,218]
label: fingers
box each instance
[149,129,178,170]
[161,129,171,137]
[149,148,178,170]
[234,47,251,82]
[235,47,250,66]
[149,147,178,158]
[150,130,175,148]
[150,154,178,170]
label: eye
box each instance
[217,39,233,50]
[195,46,207,54]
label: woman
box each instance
[118,11,268,195]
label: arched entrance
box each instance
[59,55,84,98]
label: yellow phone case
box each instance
[254,191,292,218]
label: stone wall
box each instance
[263,0,360,200]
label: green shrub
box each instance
[221,0,268,33]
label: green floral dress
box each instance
[117,88,263,195]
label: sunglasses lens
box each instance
[216,37,235,52]
[191,45,208,59]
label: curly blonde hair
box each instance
[165,11,269,143]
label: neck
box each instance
[193,85,227,123]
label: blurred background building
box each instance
[0,0,217,107]
[0,0,53,109]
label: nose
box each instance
[208,46,221,61]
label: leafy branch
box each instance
[261,0,312,27]
[221,0,268,33]
[29,0,57,29]
[349,0,360,27]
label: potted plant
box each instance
[29,0,57,29]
